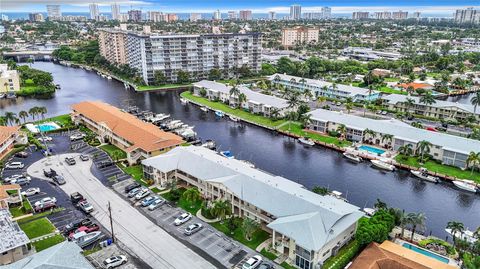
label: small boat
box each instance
[452,180,478,193]
[215,111,224,117]
[445,228,478,244]
[201,139,216,150]
[85,66,92,71]
[240,160,255,168]
[200,107,208,112]
[298,137,315,146]
[343,152,362,163]
[180,98,188,105]
[74,231,103,248]
[371,159,395,171]
[220,150,234,159]
[363,208,377,216]
[330,191,348,202]
[107,76,112,80]
[410,168,439,183]
[229,115,239,122]
[0,93,5,99]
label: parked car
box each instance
[103,255,128,269]
[15,151,29,158]
[64,218,93,235]
[140,196,157,207]
[4,174,24,183]
[43,168,57,178]
[21,187,40,197]
[70,192,84,204]
[34,202,56,213]
[127,188,141,198]
[148,198,165,211]
[78,200,94,213]
[37,136,53,143]
[134,188,150,200]
[11,177,31,186]
[174,213,192,226]
[258,262,274,269]
[80,155,89,161]
[124,182,141,193]
[381,110,388,115]
[5,162,25,169]
[97,161,113,168]
[242,255,263,269]
[34,197,57,207]
[52,175,66,185]
[65,157,76,165]
[68,224,100,240]
[70,133,86,141]
[184,223,203,235]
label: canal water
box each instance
[1,62,479,239]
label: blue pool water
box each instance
[36,124,58,132]
[359,145,386,155]
[402,243,450,264]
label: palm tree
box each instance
[18,111,29,123]
[416,140,432,162]
[4,112,17,126]
[316,96,327,108]
[408,212,426,242]
[381,134,394,146]
[345,102,353,114]
[398,211,411,239]
[182,188,201,208]
[466,151,480,175]
[301,113,311,128]
[211,200,231,222]
[446,221,465,246]
[312,186,329,196]
[29,107,38,121]
[242,218,259,241]
[404,97,416,113]
[229,85,240,98]
[419,93,436,106]
[269,108,280,120]
[111,150,124,162]
[363,128,376,142]
[398,144,414,158]
[374,198,387,210]
[471,91,480,114]
[38,107,47,120]
[237,93,247,107]
[336,124,347,140]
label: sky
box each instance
[2,0,479,15]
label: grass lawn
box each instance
[377,86,407,95]
[9,198,33,218]
[19,218,56,239]
[181,91,287,128]
[32,235,65,252]
[33,114,72,127]
[322,240,361,269]
[280,122,351,147]
[151,187,162,193]
[100,144,127,160]
[395,155,480,183]
[384,77,400,82]
[137,83,191,91]
[281,262,297,269]
[16,208,64,225]
[161,188,203,214]
[261,248,278,260]
[122,165,143,181]
[210,220,270,250]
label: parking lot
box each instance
[86,241,150,269]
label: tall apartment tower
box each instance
[46,5,61,19]
[29,13,45,22]
[352,12,369,20]
[290,5,302,20]
[111,3,121,20]
[321,7,331,19]
[268,11,276,20]
[128,10,142,22]
[392,10,408,20]
[213,10,221,20]
[228,11,238,20]
[375,11,392,19]
[239,10,252,21]
[98,28,128,64]
[454,8,480,24]
[281,26,319,47]
[89,3,100,20]
[190,13,202,22]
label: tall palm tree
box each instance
[4,112,17,126]
[471,91,480,114]
[237,93,247,107]
[38,107,47,120]
[18,111,29,124]
[416,140,432,162]
[374,198,387,210]
[399,211,411,239]
[419,93,436,106]
[242,218,259,241]
[398,144,414,158]
[404,97,416,113]
[363,128,376,142]
[408,212,426,242]
[229,85,240,98]
[381,134,394,146]
[466,151,480,175]
[29,107,38,121]
[446,221,465,246]
[182,188,202,208]
[336,124,347,140]
[211,200,232,222]
[316,96,327,108]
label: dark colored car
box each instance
[34,202,56,213]
[43,168,57,178]
[65,157,76,165]
[64,218,93,235]
[70,192,84,204]
[15,151,29,158]
[97,161,113,168]
[124,182,141,193]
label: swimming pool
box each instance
[37,124,59,132]
[402,243,450,264]
[25,122,61,134]
[359,145,386,155]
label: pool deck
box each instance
[25,122,61,134]
[392,239,459,268]
[345,143,397,162]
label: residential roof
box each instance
[0,126,20,147]
[397,83,434,90]
[71,101,183,153]
[0,209,30,254]
[308,109,480,155]
[142,146,364,252]
[350,241,457,269]
[383,94,480,115]
[0,184,21,201]
[192,80,289,109]
[3,241,94,269]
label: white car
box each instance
[148,198,165,211]
[103,255,128,269]
[21,187,41,197]
[134,188,150,200]
[184,223,203,235]
[78,200,94,213]
[5,162,25,169]
[10,176,31,185]
[174,213,192,226]
[37,136,53,142]
[242,255,263,269]
[34,197,57,207]
[70,133,86,141]
[4,174,23,183]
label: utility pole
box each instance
[108,201,115,243]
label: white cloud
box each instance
[2,0,151,11]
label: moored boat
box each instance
[180,98,188,105]
[298,137,315,146]
[371,159,395,171]
[343,152,362,163]
[74,231,103,248]
[201,139,216,150]
[220,150,234,159]
[410,168,439,183]
[452,180,478,193]
[363,208,377,216]
[200,107,208,112]
[445,228,478,244]
[215,111,224,117]
[229,115,239,122]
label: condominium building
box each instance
[352,12,369,20]
[392,11,408,20]
[0,64,20,93]
[192,80,292,116]
[375,11,392,20]
[28,13,44,22]
[71,101,183,164]
[268,11,276,20]
[322,7,332,19]
[167,14,178,22]
[111,3,121,20]
[228,11,237,20]
[46,5,61,19]
[290,5,302,20]
[382,94,480,121]
[343,47,402,61]
[281,26,319,47]
[239,10,252,21]
[307,109,480,168]
[190,13,202,22]
[142,146,364,269]
[128,9,142,22]
[89,3,100,20]
[0,209,31,265]
[303,12,322,20]
[454,8,480,24]
[269,73,381,102]
[0,126,25,160]
[213,10,221,20]
[147,11,163,22]
[412,12,421,19]
[98,28,128,64]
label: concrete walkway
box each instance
[256,238,271,252]
[30,231,60,243]
[195,209,219,223]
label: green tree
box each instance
[374,199,387,210]
[471,91,480,114]
[446,221,465,247]
[408,212,426,242]
[38,106,47,120]
[336,124,347,140]
[182,188,201,208]
[312,186,329,196]
[211,200,232,222]
[419,93,436,106]
[18,111,29,123]
[416,140,432,162]
[177,70,190,84]
[242,218,259,241]
[398,144,414,159]
[208,68,222,81]
[28,107,38,121]
[153,70,167,86]
[4,112,17,126]
[466,152,480,175]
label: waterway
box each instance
[1,62,479,239]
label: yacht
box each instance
[298,137,315,146]
[229,115,239,122]
[107,76,112,80]
[445,228,478,244]
[363,208,377,216]
[74,231,103,248]
[201,140,216,150]
[200,107,208,112]
[220,150,234,159]
[330,191,348,202]
[180,98,188,105]
[410,168,439,183]
[371,160,395,171]
[452,180,478,193]
[215,111,224,117]
[343,152,362,163]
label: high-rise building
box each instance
[281,26,319,47]
[128,10,142,22]
[213,9,221,20]
[411,12,421,19]
[190,13,201,22]
[29,13,45,22]
[268,11,276,20]
[1,14,9,21]
[303,12,322,20]
[111,3,121,20]
[454,7,480,24]
[239,10,252,21]
[46,5,61,19]
[290,5,302,20]
[352,12,369,20]
[98,28,128,64]
[375,11,392,20]
[89,3,100,20]
[167,14,178,22]
[392,10,408,20]
[321,7,331,19]
[228,11,237,20]
[147,11,164,22]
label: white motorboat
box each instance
[201,140,216,150]
[220,150,234,159]
[410,168,440,183]
[371,160,395,171]
[445,228,478,244]
[330,191,348,202]
[298,137,315,146]
[363,208,377,216]
[107,76,112,80]
[343,152,362,163]
[452,180,478,193]
[200,107,208,112]
[180,98,188,105]
[240,160,255,168]
[75,231,103,248]
[215,111,224,117]
[229,115,239,122]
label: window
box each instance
[322,250,330,256]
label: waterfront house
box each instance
[307,109,480,168]
[0,126,25,160]
[192,80,291,117]
[71,101,184,165]
[396,82,434,92]
[382,94,480,121]
[268,73,381,102]
[142,146,364,269]
[0,209,31,265]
